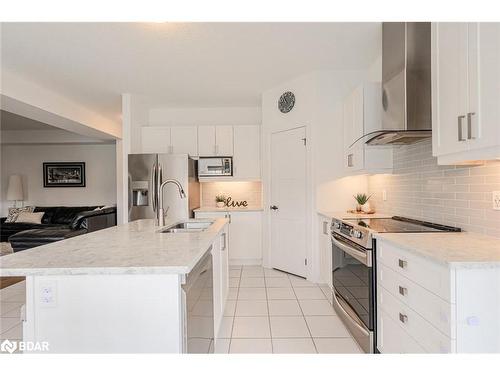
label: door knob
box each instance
[270,205,279,210]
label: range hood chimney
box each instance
[366,22,432,145]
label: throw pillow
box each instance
[14,211,45,224]
[5,206,35,223]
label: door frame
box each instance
[262,125,315,280]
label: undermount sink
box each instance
[160,221,213,233]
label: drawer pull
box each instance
[399,313,408,324]
[398,259,407,269]
[398,286,408,296]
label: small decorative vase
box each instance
[216,201,225,208]
[356,204,362,212]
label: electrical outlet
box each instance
[382,189,387,201]
[39,281,57,307]
[493,191,500,210]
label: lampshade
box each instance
[7,175,23,201]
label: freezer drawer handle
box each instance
[398,286,408,296]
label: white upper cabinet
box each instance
[215,126,234,156]
[432,23,500,164]
[141,126,197,155]
[141,126,171,153]
[233,125,261,180]
[343,83,393,174]
[170,126,198,156]
[198,126,234,157]
[197,126,217,156]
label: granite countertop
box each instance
[0,218,228,276]
[317,210,392,220]
[374,232,500,268]
[194,206,263,212]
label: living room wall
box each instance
[1,143,116,216]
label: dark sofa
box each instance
[0,206,117,252]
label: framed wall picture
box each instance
[43,162,86,187]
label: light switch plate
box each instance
[382,189,387,201]
[493,191,500,210]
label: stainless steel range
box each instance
[330,216,460,353]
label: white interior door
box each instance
[270,127,307,277]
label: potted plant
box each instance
[215,195,226,208]
[354,193,371,212]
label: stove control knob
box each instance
[352,230,363,239]
[333,222,341,229]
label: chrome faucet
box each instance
[157,179,186,226]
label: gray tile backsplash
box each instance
[368,139,500,237]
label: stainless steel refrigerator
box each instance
[128,153,200,222]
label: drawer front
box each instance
[378,286,454,353]
[377,263,455,338]
[377,240,454,302]
[377,309,425,353]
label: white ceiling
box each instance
[1,23,381,121]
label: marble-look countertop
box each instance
[194,206,263,212]
[374,232,500,268]
[317,210,392,220]
[0,218,228,276]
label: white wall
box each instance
[149,107,261,127]
[1,143,116,216]
[261,69,374,280]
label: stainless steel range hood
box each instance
[366,22,432,145]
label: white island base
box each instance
[23,274,185,353]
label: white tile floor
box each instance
[215,265,363,354]
[0,280,25,351]
[0,267,363,354]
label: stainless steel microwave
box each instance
[198,157,233,177]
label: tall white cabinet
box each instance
[233,125,261,180]
[432,23,500,164]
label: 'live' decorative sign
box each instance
[224,197,248,208]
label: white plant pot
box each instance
[362,202,371,212]
[216,202,225,208]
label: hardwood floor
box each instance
[0,277,25,289]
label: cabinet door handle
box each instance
[399,313,408,324]
[399,286,408,296]
[458,115,466,141]
[398,259,407,269]
[323,221,329,235]
[467,112,476,140]
[347,153,353,167]
[221,232,227,251]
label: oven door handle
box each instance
[331,236,372,267]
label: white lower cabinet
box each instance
[211,225,229,338]
[377,239,500,353]
[195,211,262,265]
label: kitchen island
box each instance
[0,218,229,353]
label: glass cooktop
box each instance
[343,216,461,233]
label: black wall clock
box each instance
[278,91,295,113]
